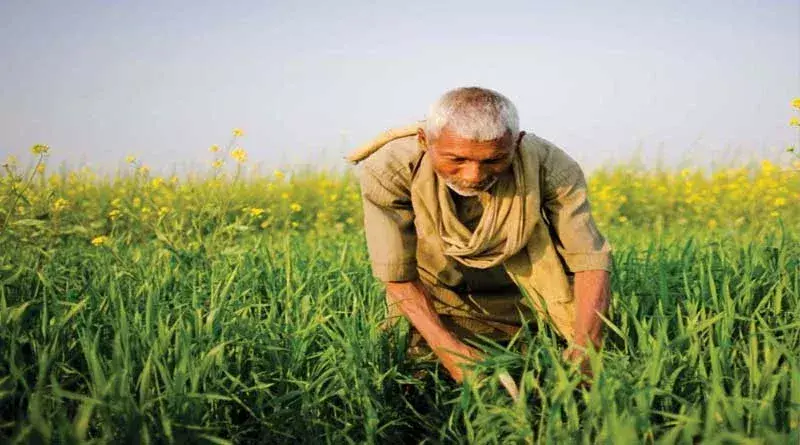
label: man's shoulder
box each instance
[358,134,425,181]
[521,132,579,172]
[520,132,559,157]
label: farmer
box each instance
[348,87,612,383]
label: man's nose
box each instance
[461,162,485,184]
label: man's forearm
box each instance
[385,280,479,382]
[572,270,611,350]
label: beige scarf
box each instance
[412,136,533,268]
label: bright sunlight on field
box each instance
[1,109,799,442]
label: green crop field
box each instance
[0,146,799,443]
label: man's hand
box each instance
[568,269,611,379]
[562,345,593,378]
[385,280,482,383]
[434,338,482,383]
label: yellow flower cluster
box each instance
[52,198,69,212]
[589,159,798,230]
[205,128,249,173]
[91,236,110,246]
[4,155,796,242]
[30,144,50,155]
[230,147,247,163]
[5,120,797,247]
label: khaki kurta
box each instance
[357,131,612,343]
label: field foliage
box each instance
[0,144,799,443]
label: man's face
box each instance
[421,127,516,196]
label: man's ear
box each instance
[417,128,428,150]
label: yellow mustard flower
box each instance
[274,169,285,180]
[290,203,302,212]
[125,155,137,164]
[249,207,265,217]
[790,116,800,127]
[35,164,45,174]
[770,211,780,218]
[52,198,69,212]
[232,128,244,137]
[30,144,50,155]
[209,144,220,153]
[108,209,121,220]
[139,165,150,175]
[230,147,247,163]
[158,207,170,217]
[792,97,800,110]
[212,159,224,169]
[91,236,109,246]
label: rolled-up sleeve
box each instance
[541,146,613,273]
[358,165,419,281]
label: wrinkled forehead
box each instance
[431,129,516,160]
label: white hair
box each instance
[425,87,519,142]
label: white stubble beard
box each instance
[445,176,498,197]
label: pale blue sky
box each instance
[1,0,798,174]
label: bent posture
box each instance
[351,87,612,382]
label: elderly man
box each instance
[349,87,612,383]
